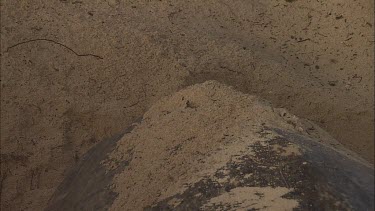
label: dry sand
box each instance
[1,0,374,210]
[201,187,299,211]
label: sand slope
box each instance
[47,81,374,211]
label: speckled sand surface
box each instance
[1,0,374,210]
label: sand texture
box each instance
[1,0,374,210]
[47,81,374,211]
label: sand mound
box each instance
[47,81,374,211]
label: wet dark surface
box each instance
[45,124,136,211]
[271,128,374,211]
[47,126,374,211]
[147,132,351,211]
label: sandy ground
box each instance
[47,81,373,211]
[1,0,374,210]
